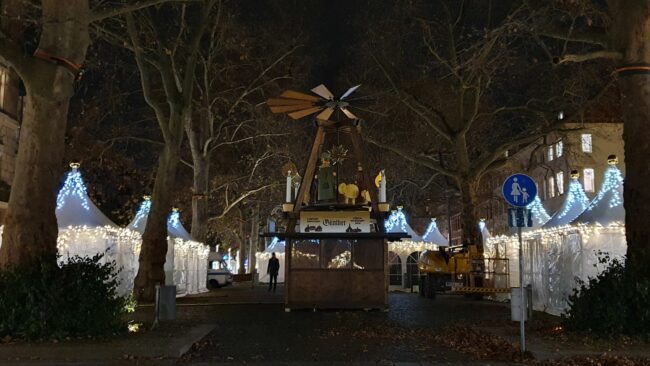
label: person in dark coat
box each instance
[267,252,280,292]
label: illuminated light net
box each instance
[130,198,151,230]
[588,165,623,209]
[543,177,589,227]
[56,166,90,211]
[573,163,625,226]
[526,196,551,227]
[384,207,423,241]
[421,218,449,246]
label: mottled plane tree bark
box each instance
[0,0,180,268]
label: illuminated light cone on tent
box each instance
[256,237,286,284]
[541,170,590,228]
[526,196,551,228]
[421,218,449,247]
[55,162,141,296]
[127,198,209,296]
[569,155,626,281]
[385,207,423,242]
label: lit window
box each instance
[555,140,563,158]
[0,66,7,111]
[583,168,595,192]
[548,176,555,198]
[547,146,554,161]
[581,134,592,153]
[556,171,564,195]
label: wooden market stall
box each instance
[263,85,407,310]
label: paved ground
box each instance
[1,284,649,365]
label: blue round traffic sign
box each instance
[502,174,537,207]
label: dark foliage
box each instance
[0,253,129,340]
[564,253,650,335]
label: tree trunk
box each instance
[614,4,650,277]
[458,177,482,250]
[0,1,90,268]
[248,204,259,277]
[0,92,70,266]
[237,208,246,275]
[191,154,210,242]
[133,144,180,301]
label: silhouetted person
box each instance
[267,252,280,292]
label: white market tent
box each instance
[0,165,140,296]
[385,208,435,289]
[485,159,627,315]
[256,237,286,283]
[54,164,142,296]
[127,199,209,296]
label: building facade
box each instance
[0,63,22,222]
[449,122,625,242]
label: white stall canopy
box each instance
[385,207,423,242]
[421,218,449,246]
[572,162,625,226]
[56,163,118,229]
[542,175,589,228]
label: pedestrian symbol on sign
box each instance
[502,174,537,208]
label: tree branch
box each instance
[209,183,280,221]
[207,133,289,155]
[89,0,200,23]
[369,50,453,142]
[538,23,609,48]
[557,50,623,64]
[180,0,218,106]
[125,13,170,140]
[366,136,457,178]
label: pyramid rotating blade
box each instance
[288,106,323,119]
[340,84,361,100]
[269,104,317,114]
[280,90,321,102]
[340,107,358,120]
[311,84,335,100]
[316,107,335,121]
[266,98,315,107]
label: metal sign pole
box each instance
[517,223,525,353]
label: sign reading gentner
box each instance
[299,211,370,233]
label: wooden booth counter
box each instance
[269,232,408,310]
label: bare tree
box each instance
[124,1,217,301]
[360,1,602,248]
[186,19,296,242]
